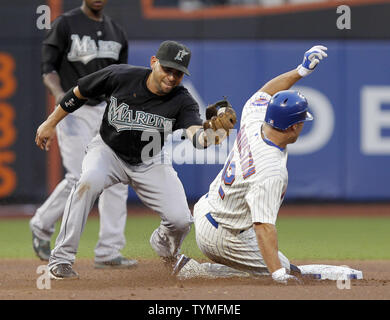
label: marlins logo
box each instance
[107,96,175,133]
[174,49,189,61]
[67,34,122,64]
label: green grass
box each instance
[1,216,389,260]
[0,215,203,260]
[277,216,390,260]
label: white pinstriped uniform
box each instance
[191,91,291,277]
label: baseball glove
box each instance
[203,99,237,144]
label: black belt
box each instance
[205,213,245,233]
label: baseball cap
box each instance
[156,40,191,76]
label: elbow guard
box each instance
[59,87,87,113]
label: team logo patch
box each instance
[174,49,189,61]
[251,97,269,107]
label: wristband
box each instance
[59,87,87,113]
[296,65,312,77]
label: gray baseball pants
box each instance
[48,134,193,269]
[30,104,129,262]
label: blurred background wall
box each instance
[0,0,389,205]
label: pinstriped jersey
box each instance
[205,91,288,231]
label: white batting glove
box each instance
[296,45,328,77]
[271,267,301,285]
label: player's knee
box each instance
[78,170,105,194]
[171,216,192,233]
[160,205,193,232]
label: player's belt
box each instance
[205,213,218,229]
[205,213,245,234]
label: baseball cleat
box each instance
[175,256,207,280]
[94,256,138,269]
[31,231,51,261]
[172,254,191,276]
[49,264,79,280]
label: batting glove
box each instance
[271,267,301,285]
[296,45,328,77]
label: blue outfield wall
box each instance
[126,40,390,202]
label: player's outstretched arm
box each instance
[254,223,282,272]
[35,86,87,151]
[254,223,300,285]
[259,45,328,96]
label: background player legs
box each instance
[94,183,129,263]
[127,160,193,260]
[29,177,75,241]
[30,109,92,244]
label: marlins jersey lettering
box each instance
[67,34,122,64]
[77,64,203,165]
[205,91,288,231]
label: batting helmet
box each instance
[264,90,313,130]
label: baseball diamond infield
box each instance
[0,203,389,301]
[0,259,389,300]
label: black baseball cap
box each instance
[156,40,191,76]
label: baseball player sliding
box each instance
[35,40,237,279]
[173,45,329,284]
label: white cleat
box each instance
[174,254,208,280]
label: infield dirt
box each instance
[0,259,389,300]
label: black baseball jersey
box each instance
[77,64,203,165]
[41,7,128,105]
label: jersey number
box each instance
[218,152,236,200]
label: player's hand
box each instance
[35,121,56,151]
[272,267,302,285]
[203,99,237,145]
[296,45,328,77]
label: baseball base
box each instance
[297,264,363,280]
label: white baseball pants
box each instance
[191,195,290,278]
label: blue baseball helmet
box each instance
[265,90,313,130]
